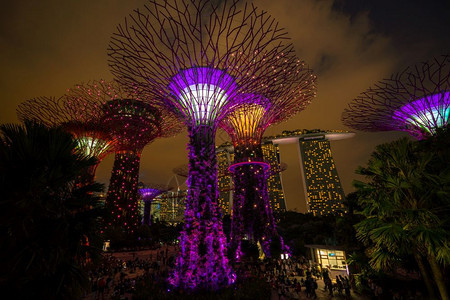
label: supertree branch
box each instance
[342,54,450,139]
[66,80,183,235]
[65,80,184,149]
[108,0,308,126]
[220,96,271,152]
[16,96,117,183]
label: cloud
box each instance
[0,0,445,211]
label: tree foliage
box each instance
[353,127,450,299]
[0,122,104,299]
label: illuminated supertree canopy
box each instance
[342,55,450,139]
[107,0,309,291]
[16,96,117,184]
[139,183,172,226]
[66,80,182,235]
[220,62,315,260]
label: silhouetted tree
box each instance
[353,134,449,300]
[0,122,104,299]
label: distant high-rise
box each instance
[261,142,286,212]
[217,146,234,214]
[216,141,287,214]
[153,190,187,224]
[298,138,345,215]
[272,129,354,216]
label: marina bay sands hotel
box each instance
[216,129,354,216]
[146,129,354,223]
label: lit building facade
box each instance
[152,190,187,224]
[298,138,345,216]
[305,244,348,273]
[217,146,234,214]
[262,142,286,212]
[272,129,353,216]
[216,141,287,214]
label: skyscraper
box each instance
[273,129,354,216]
[153,190,187,224]
[217,145,234,214]
[261,142,287,212]
[298,138,345,215]
[216,140,287,214]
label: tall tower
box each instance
[261,141,287,212]
[273,129,354,215]
[139,184,172,225]
[216,145,234,214]
[215,141,288,215]
[66,80,182,235]
[298,138,345,216]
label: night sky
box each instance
[1,0,449,211]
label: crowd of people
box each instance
[235,256,354,299]
[85,244,177,299]
[84,244,359,299]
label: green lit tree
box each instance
[0,122,104,299]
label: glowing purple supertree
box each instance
[139,184,172,225]
[108,0,303,290]
[16,96,117,185]
[220,72,316,260]
[342,55,450,139]
[66,80,182,235]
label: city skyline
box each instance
[1,0,449,212]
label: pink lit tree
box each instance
[108,0,306,290]
[342,55,450,139]
[220,68,316,259]
[66,80,182,235]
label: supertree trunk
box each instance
[105,150,141,235]
[170,126,234,290]
[143,200,152,226]
[230,160,276,259]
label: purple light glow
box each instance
[168,68,236,290]
[342,55,449,139]
[168,67,238,126]
[169,128,235,290]
[139,188,166,226]
[393,92,450,139]
[228,161,271,173]
[139,188,164,200]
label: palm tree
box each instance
[353,136,449,300]
[0,122,104,299]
